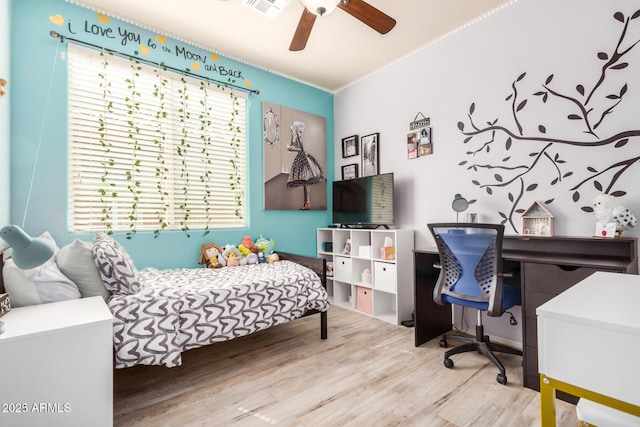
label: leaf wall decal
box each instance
[516,100,528,111]
[611,62,629,69]
[615,139,628,147]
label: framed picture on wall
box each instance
[341,163,359,180]
[418,127,433,156]
[341,135,359,158]
[407,131,419,159]
[361,132,379,177]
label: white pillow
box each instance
[56,239,111,302]
[3,258,81,307]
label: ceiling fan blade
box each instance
[338,0,396,34]
[289,9,317,51]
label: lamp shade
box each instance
[301,0,340,16]
[0,225,55,269]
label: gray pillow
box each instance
[56,239,111,302]
[3,258,81,307]
[92,233,140,295]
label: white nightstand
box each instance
[0,297,114,427]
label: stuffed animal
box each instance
[238,235,254,256]
[221,244,246,266]
[246,252,259,265]
[593,194,638,235]
[199,242,224,268]
[254,234,275,255]
[226,251,240,267]
[268,253,279,263]
[257,251,267,263]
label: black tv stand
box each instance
[339,224,390,230]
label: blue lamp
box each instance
[0,225,55,269]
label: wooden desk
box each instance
[537,271,640,426]
[414,235,638,395]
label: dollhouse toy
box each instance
[521,201,554,236]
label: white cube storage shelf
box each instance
[317,228,414,325]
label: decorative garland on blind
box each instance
[66,41,248,237]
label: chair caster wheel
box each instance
[497,373,507,385]
[439,338,447,348]
[444,358,454,369]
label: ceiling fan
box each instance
[290,0,396,51]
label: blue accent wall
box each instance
[0,0,10,226]
[9,0,333,268]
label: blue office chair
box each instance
[428,222,522,385]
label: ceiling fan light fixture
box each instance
[300,0,340,16]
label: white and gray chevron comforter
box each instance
[109,261,329,368]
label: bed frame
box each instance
[0,251,328,339]
[278,252,328,339]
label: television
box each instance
[332,173,394,228]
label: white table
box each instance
[0,297,114,427]
[536,271,640,426]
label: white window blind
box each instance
[67,43,247,235]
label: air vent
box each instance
[242,0,291,18]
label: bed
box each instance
[0,233,329,369]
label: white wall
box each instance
[335,0,640,343]
[336,0,640,248]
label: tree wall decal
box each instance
[458,8,640,232]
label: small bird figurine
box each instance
[592,194,638,236]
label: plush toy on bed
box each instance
[226,252,240,267]
[199,242,224,269]
[238,235,254,256]
[254,234,275,255]
[221,244,246,267]
[246,251,259,265]
[268,253,280,263]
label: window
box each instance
[67,44,247,236]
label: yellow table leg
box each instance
[540,374,557,427]
[539,374,640,426]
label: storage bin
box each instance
[374,262,397,293]
[334,256,352,282]
[355,286,372,314]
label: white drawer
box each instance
[374,261,396,293]
[334,256,352,282]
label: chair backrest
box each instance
[428,223,505,316]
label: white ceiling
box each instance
[69,0,514,92]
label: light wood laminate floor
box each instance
[114,306,580,426]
